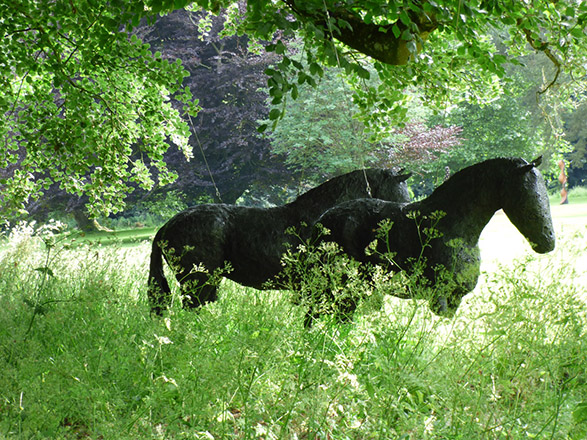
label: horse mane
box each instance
[287,169,392,209]
[425,157,528,204]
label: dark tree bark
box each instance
[285,1,438,65]
[70,208,98,232]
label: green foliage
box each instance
[265,66,378,180]
[416,90,552,192]
[275,224,377,324]
[437,96,546,162]
[562,99,587,170]
[183,0,587,129]
[5,0,587,218]
[264,60,463,183]
[137,190,190,221]
[106,190,193,229]
[1,1,198,219]
[0,219,586,438]
[276,213,458,326]
[566,186,587,203]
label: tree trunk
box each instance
[71,208,98,232]
[285,1,438,65]
[71,209,114,232]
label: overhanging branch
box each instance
[520,25,562,95]
[284,1,439,65]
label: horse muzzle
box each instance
[531,230,556,254]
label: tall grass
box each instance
[0,222,585,439]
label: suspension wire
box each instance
[320,0,372,197]
[187,112,223,202]
[185,4,374,203]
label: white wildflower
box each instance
[424,413,436,434]
[155,334,173,345]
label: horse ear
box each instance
[518,156,543,173]
[397,173,412,182]
[531,155,543,167]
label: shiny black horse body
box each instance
[312,157,555,322]
[148,168,411,314]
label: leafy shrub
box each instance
[106,190,194,229]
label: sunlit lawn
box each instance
[479,201,587,298]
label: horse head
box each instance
[370,169,412,203]
[501,156,555,254]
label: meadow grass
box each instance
[550,186,587,205]
[0,208,586,439]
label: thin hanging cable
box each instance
[187,112,223,202]
[320,0,372,197]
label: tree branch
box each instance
[284,1,438,65]
[520,26,562,95]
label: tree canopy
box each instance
[135,10,289,205]
[222,0,587,131]
[2,0,587,219]
[1,1,196,218]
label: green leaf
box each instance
[571,27,585,39]
[309,62,323,77]
[174,0,191,8]
[392,24,401,39]
[35,267,55,278]
[269,87,283,99]
[291,59,304,70]
[269,108,281,120]
[275,40,287,55]
[365,380,376,398]
[573,402,587,424]
[401,29,413,41]
[354,64,370,80]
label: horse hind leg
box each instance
[179,272,219,310]
[148,284,171,316]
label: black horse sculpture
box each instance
[309,157,555,323]
[148,168,411,314]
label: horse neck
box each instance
[285,175,365,221]
[285,191,340,222]
[417,168,504,244]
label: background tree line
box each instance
[2,1,587,229]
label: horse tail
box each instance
[148,229,171,315]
